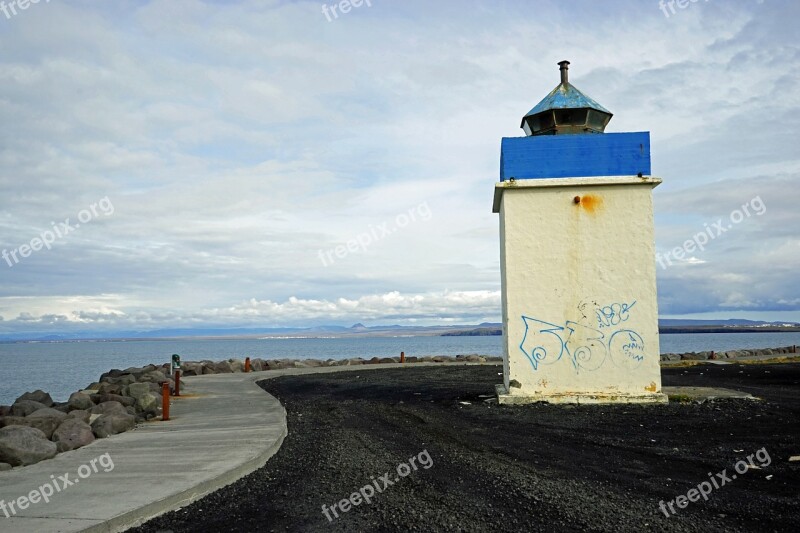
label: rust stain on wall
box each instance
[577,194,603,214]
[645,382,657,392]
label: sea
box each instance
[1,332,799,405]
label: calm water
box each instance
[1,333,799,405]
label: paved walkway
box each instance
[0,370,287,533]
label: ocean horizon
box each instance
[2,332,799,406]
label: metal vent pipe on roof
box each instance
[558,60,570,85]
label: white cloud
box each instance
[0,0,798,336]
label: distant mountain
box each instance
[659,319,779,327]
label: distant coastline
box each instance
[2,319,799,344]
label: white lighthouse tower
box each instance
[494,61,667,404]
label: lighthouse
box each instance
[494,61,667,404]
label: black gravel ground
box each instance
[132,363,800,533]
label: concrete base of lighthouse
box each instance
[493,176,668,405]
[495,384,668,405]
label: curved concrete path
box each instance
[0,371,286,533]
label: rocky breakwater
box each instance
[659,345,798,362]
[0,364,175,471]
[176,354,503,376]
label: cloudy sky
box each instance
[0,0,797,336]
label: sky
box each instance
[0,0,798,337]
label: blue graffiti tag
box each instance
[608,330,645,370]
[596,301,636,329]
[519,317,565,370]
[520,301,645,373]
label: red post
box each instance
[173,370,181,397]
[400,351,405,364]
[710,351,716,360]
[793,345,797,354]
[162,382,170,421]
[245,357,251,373]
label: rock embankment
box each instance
[659,345,797,362]
[0,364,175,469]
[177,354,502,376]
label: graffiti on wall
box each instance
[519,300,645,373]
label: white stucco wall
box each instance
[494,176,666,403]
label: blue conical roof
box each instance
[524,81,611,118]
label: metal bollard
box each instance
[174,370,181,397]
[162,382,170,421]
[400,351,405,364]
[793,345,797,354]
[245,357,251,373]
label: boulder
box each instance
[250,359,265,372]
[338,358,365,366]
[181,362,202,376]
[465,355,487,363]
[367,357,382,364]
[660,353,681,362]
[10,400,48,417]
[406,356,419,363]
[96,382,123,395]
[91,413,135,438]
[214,361,234,373]
[265,360,288,370]
[0,426,57,466]
[0,462,11,471]
[681,352,709,361]
[125,382,151,400]
[379,357,397,364]
[99,369,125,380]
[68,392,95,411]
[28,408,68,422]
[90,394,135,407]
[0,415,62,439]
[66,410,91,423]
[52,419,95,452]
[201,363,217,374]
[89,401,129,417]
[135,393,161,415]
[15,390,54,408]
[0,406,9,417]
[138,370,171,384]
[126,383,161,413]
[228,359,245,373]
